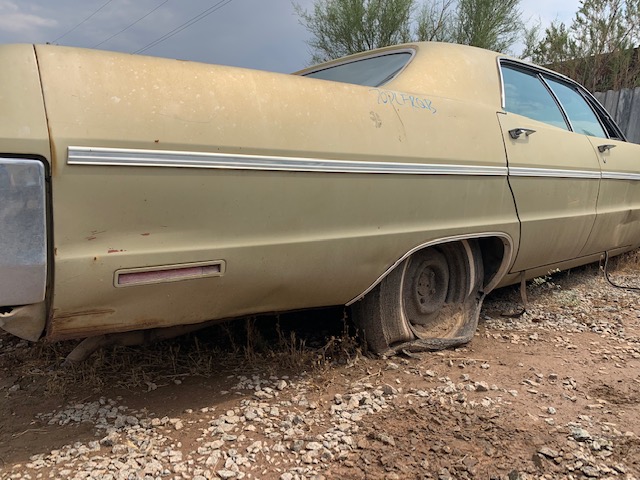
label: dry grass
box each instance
[614,249,640,272]
[6,248,638,398]
[1,308,361,397]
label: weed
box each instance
[1,307,361,397]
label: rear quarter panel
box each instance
[0,45,49,158]
[35,45,519,340]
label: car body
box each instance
[1,42,638,354]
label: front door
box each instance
[498,64,601,272]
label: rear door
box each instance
[498,63,601,272]
[541,81,640,255]
[582,138,640,254]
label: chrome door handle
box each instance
[509,128,536,139]
[598,144,616,153]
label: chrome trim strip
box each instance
[68,147,508,176]
[346,232,514,305]
[509,167,601,179]
[497,57,507,110]
[601,171,640,181]
[514,168,640,181]
[70,148,640,181]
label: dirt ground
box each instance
[1,255,640,480]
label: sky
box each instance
[0,0,582,74]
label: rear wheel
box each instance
[353,240,484,355]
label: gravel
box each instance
[6,363,637,479]
[2,265,640,479]
[3,372,399,479]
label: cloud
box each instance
[519,0,581,27]
[0,1,56,33]
[0,0,313,72]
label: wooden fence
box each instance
[594,88,640,143]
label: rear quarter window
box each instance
[302,52,413,87]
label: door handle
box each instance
[509,128,536,139]
[598,144,616,153]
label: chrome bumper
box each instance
[0,158,47,307]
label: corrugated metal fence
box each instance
[594,88,640,143]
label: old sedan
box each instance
[1,42,638,358]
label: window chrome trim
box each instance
[497,56,506,110]
[539,74,575,133]
[68,146,508,176]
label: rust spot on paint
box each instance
[141,233,151,236]
[107,248,126,254]
[49,137,58,176]
[53,308,115,320]
[154,139,159,143]
[54,247,57,256]
[47,315,167,341]
[87,236,97,241]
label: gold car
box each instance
[1,42,638,357]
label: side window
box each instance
[501,66,569,130]
[302,52,412,87]
[544,77,607,138]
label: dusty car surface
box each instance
[1,42,638,356]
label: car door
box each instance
[582,138,640,254]
[537,75,640,256]
[537,79,640,255]
[498,63,602,273]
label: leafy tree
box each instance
[522,21,572,65]
[294,0,414,64]
[415,0,457,42]
[455,0,523,52]
[524,0,640,91]
[295,0,525,63]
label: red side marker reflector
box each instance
[116,262,223,287]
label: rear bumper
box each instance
[0,157,47,307]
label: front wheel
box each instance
[353,241,484,355]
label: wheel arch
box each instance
[346,232,514,306]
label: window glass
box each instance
[501,66,568,130]
[303,52,412,87]
[544,77,607,138]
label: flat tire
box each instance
[354,241,484,355]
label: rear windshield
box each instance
[302,52,412,87]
